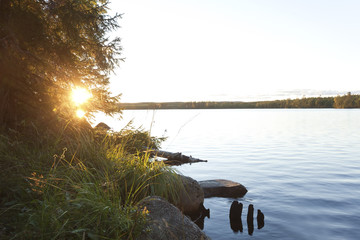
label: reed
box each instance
[0,121,182,239]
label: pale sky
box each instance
[108,0,360,102]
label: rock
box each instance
[229,201,243,233]
[229,201,243,222]
[257,209,265,229]
[247,204,254,236]
[198,179,247,198]
[94,122,111,131]
[175,175,204,215]
[137,196,210,240]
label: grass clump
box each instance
[0,120,182,239]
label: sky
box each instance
[108,0,360,102]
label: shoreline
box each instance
[118,93,360,109]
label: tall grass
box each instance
[0,120,183,239]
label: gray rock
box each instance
[175,175,204,215]
[137,196,210,240]
[199,179,247,198]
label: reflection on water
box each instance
[188,203,210,230]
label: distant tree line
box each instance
[119,93,360,109]
[254,96,335,108]
[334,92,360,108]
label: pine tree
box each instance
[0,0,122,129]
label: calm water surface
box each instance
[106,109,360,239]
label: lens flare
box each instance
[76,109,86,118]
[71,87,92,106]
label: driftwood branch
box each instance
[146,149,208,166]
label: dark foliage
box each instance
[119,94,360,109]
[0,0,122,130]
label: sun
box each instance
[71,87,92,106]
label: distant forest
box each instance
[119,93,360,109]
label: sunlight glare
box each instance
[71,87,92,106]
[76,109,86,118]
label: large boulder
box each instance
[137,196,210,240]
[175,175,204,215]
[199,179,247,198]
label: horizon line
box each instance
[119,93,357,104]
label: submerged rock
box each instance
[247,204,254,235]
[137,196,210,240]
[257,209,265,229]
[229,201,243,233]
[198,179,247,198]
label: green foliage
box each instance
[334,92,360,108]
[104,128,166,155]
[0,123,181,239]
[0,0,122,129]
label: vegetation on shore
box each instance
[1,0,358,238]
[0,121,183,239]
[119,93,360,109]
[0,1,183,239]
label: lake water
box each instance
[102,109,360,239]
